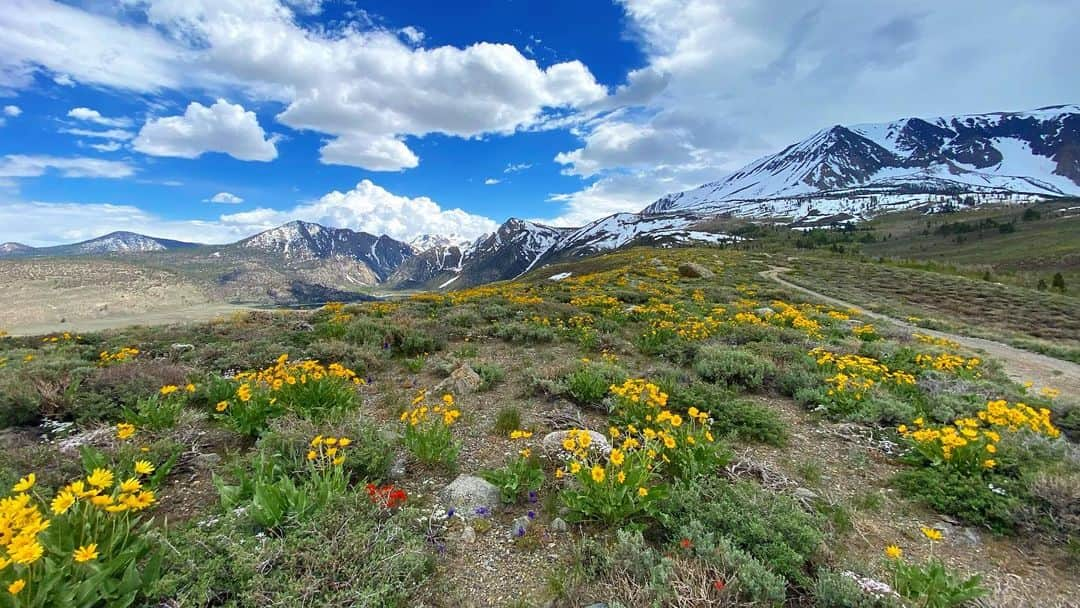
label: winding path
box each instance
[760,266,1080,400]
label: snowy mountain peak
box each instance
[644,105,1080,221]
[239,221,413,280]
[409,233,473,253]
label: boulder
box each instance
[434,363,483,394]
[549,517,569,534]
[754,307,775,317]
[678,262,714,279]
[439,475,501,513]
[542,430,610,457]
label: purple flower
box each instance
[474,506,489,517]
[527,491,538,503]
[446,507,456,518]
[527,510,536,520]
[516,527,526,537]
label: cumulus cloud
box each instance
[133,99,278,161]
[205,191,244,204]
[2,105,20,117]
[67,107,131,128]
[319,134,419,172]
[0,0,607,172]
[218,180,498,242]
[483,178,501,185]
[545,0,1080,223]
[0,155,135,179]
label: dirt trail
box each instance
[761,266,1080,400]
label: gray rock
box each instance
[793,487,819,501]
[754,307,775,317]
[511,516,530,538]
[433,363,483,394]
[542,430,611,457]
[170,343,195,351]
[194,453,222,467]
[388,456,407,480]
[677,262,714,279]
[549,517,569,533]
[439,475,501,513]
[460,525,477,543]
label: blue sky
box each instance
[1,0,1077,246]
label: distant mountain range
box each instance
[3,105,1077,300]
[645,104,1079,225]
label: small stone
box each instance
[511,516,530,538]
[461,526,477,543]
[439,475,501,513]
[194,453,222,467]
[541,430,611,456]
[754,307,775,316]
[793,487,819,501]
[549,517,569,533]
[434,363,483,394]
[170,343,195,351]
[677,262,714,279]
[388,456,407,480]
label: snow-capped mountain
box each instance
[0,242,33,255]
[237,221,414,280]
[388,214,738,289]
[0,231,199,258]
[409,233,473,253]
[644,105,1080,222]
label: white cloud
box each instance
[0,179,497,246]
[0,0,188,92]
[545,0,1080,224]
[205,191,244,204]
[87,142,123,153]
[219,180,498,241]
[319,134,418,172]
[0,155,135,179]
[133,99,278,162]
[0,200,248,246]
[399,26,424,45]
[67,107,132,128]
[2,105,20,117]
[483,178,501,185]
[61,127,134,141]
[0,0,608,171]
[504,162,532,173]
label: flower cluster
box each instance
[306,435,351,467]
[912,333,960,349]
[914,352,981,376]
[1,460,159,600]
[41,332,78,344]
[400,391,461,427]
[810,347,916,402]
[900,400,1059,470]
[365,483,407,509]
[98,346,139,366]
[233,354,362,395]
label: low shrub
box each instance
[491,321,557,343]
[151,493,432,607]
[693,345,775,391]
[473,362,506,391]
[663,478,823,588]
[561,361,626,407]
[480,439,544,504]
[492,406,522,436]
[667,382,788,445]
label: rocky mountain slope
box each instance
[0,231,200,257]
[644,105,1080,224]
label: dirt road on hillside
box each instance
[761,266,1080,401]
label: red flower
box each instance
[366,483,408,508]
[679,538,693,550]
[712,579,726,592]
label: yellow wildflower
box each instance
[8,580,26,595]
[638,487,649,497]
[134,460,155,475]
[73,544,99,563]
[590,465,605,483]
[116,423,135,440]
[87,468,114,489]
[885,545,902,559]
[12,473,35,492]
[920,526,943,541]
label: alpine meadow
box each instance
[0,1,1078,607]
